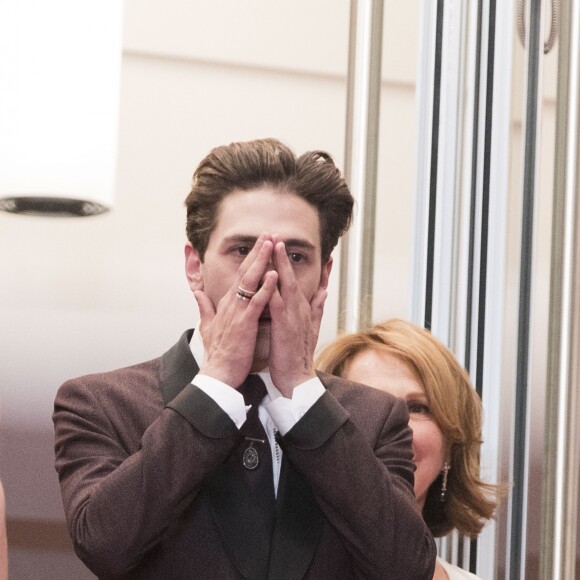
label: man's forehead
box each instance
[211,189,322,248]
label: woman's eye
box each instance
[407,401,431,415]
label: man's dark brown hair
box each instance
[185,138,353,263]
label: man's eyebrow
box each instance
[220,236,316,250]
[283,239,316,250]
[221,235,258,246]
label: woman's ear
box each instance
[185,242,204,292]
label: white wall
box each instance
[0,2,420,577]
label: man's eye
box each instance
[407,401,431,415]
[235,246,251,256]
[288,252,304,263]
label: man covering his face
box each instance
[53,138,436,579]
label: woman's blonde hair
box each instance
[316,318,498,538]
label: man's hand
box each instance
[268,240,327,397]
[195,234,278,387]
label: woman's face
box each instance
[343,349,448,509]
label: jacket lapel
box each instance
[159,329,198,404]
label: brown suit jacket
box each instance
[53,330,435,579]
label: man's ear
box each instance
[185,242,204,292]
[319,256,333,290]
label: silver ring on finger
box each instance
[237,286,256,300]
[238,285,257,297]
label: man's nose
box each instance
[257,258,276,289]
[265,256,276,272]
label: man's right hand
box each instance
[194,233,277,388]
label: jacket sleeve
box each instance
[279,387,437,580]
[53,375,240,578]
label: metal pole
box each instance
[540,0,580,577]
[510,0,543,577]
[338,0,383,333]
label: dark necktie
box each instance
[238,373,268,411]
[238,375,273,486]
[204,374,275,579]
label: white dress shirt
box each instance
[189,329,324,494]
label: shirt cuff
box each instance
[193,374,248,429]
[266,378,325,436]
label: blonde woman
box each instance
[316,319,498,580]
